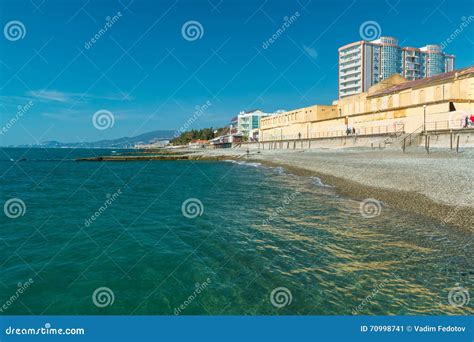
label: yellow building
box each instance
[260,66,474,141]
[260,105,337,141]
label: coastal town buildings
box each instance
[188,139,209,148]
[229,116,239,134]
[208,36,466,149]
[209,132,243,148]
[237,109,270,140]
[260,66,474,141]
[135,139,170,149]
[338,36,455,98]
[259,105,338,141]
[230,109,283,141]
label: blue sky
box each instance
[0,0,473,145]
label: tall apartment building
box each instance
[338,36,455,98]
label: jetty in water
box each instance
[75,151,238,162]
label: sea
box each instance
[0,148,472,315]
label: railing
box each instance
[401,125,424,152]
[263,123,405,142]
[401,119,470,153]
[424,119,465,132]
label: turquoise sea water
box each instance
[0,148,472,315]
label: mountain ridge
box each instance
[11,129,176,148]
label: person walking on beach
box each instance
[246,148,249,159]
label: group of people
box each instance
[345,127,356,136]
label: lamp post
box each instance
[423,105,427,133]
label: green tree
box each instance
[170,127,227,145]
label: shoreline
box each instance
[251,158,473,232]
[194,147,473,232]
[74,146,474,231]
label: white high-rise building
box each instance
[338,36,455,98]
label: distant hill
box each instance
[25,130,176,148]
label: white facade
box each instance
[338,41,382,98]
[234,109,274,139]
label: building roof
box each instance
[368,66,474,98]
[242,109,261,114]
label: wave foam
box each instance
[273,166,286,175]
[224,160,262,168]
[311,177,333,188]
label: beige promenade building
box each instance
[260,66,474,142]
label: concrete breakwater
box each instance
[76,153,240,162]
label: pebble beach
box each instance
[194,146,474,231]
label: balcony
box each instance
[340,49,360,57]
[340,61,360,69]
[341,74,360,83]
[340,83,361,91]
[340,53,360,61]
[340,88,361,97]
[340,69,361,77]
